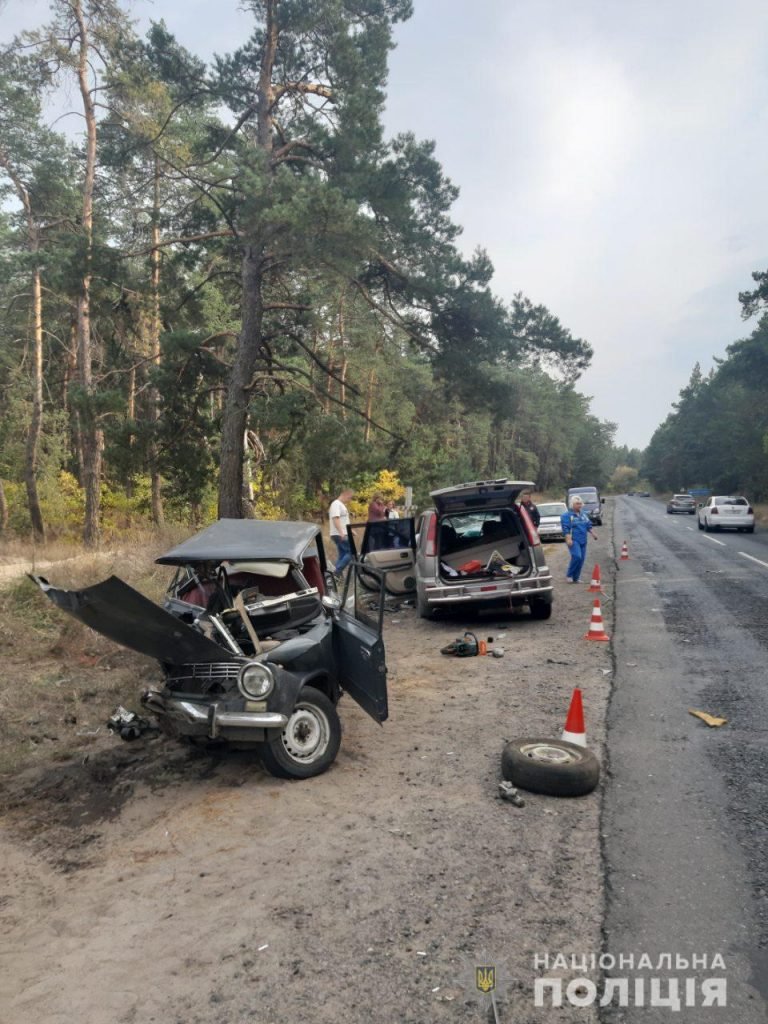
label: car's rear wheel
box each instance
[704,518,712,532]
[501,738,600,797]
[746,525,755,533]
[529,597,553,620]
[416,586,436,620]
[258,687,341,779]
[697,517,704,530]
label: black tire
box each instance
[529,598,553,620]
[258,687,341,779]
[747,525,755,533]
[501,737,600,797]
[697,517,704,531]
[704,518,712,532]
[689,510,696,515]
[416,586,436,620]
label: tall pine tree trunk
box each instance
[74,0,102,548]
[148,159,164,525]
[218,0,277,518]
[219,247,266,517]
[0,480,7,533]
[25,266,45,541]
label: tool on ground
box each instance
[440,631,479,657]
[498,780,525,806]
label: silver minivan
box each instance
[350,479,554,621]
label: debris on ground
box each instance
[688,709,728,728]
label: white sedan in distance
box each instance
[697,495,755,533]
[536,501,568,542]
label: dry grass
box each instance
[0,533,180,780]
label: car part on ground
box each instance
[497,780,525,807]
[32,518,389,781]
[501,737,600,797]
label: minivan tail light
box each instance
[425,514,437,557]
[519,504,540,547]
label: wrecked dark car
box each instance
[32,519,388,780]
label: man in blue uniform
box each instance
[561,495,596,583]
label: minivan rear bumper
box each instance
[424,573,553,606]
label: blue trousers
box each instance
[332,535,352,573]
[566,539,587,581]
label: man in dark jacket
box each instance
[519,491,540,528]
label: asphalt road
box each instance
[603,496,768,1023]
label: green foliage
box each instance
[643,320,768,498]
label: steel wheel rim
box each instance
[281,703,330,763]
[520,742,582,766]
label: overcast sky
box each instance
[4,0,768,448]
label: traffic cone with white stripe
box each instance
[562,687,587,747]
[583,598,610,642]
[620,540,629,560]
[587,564,604,593]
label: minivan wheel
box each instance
[529,598,553,620]
[416,586,436,620]
[258,687,341,779]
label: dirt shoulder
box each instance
[0,522,616,1024]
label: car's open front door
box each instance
[333,562,388,723]
[347,518,417,596]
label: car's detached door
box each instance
[333,563,388,723]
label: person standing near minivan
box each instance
[329,488,354,576]
[561,495,596,583]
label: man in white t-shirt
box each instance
[329,488,354,574]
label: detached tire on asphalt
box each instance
[501,738,600,797]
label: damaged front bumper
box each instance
[141,690,288,741]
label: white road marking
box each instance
[685,526,694,531]
[703,535,726,546]
[738,551,768,571]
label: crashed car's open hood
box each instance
[430,479,535,515]
[156,518,320,566]
[31,575,236,665]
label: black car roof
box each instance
[156,518,321,566]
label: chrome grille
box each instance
[167,662,240,692]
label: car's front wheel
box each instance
[258,687,341,779]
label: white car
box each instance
[536,501,568,541]
[697,496,755,533]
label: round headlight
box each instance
[238,661,275,700]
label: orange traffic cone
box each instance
[620,540,629,560]
[588,564,604,592]
[583,598,610,642]
[562,687,587,747]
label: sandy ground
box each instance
[0,530,615,1024]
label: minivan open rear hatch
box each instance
[431,479,534,515]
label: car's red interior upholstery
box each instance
[300,556,324,595]
[178,559,324,608]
